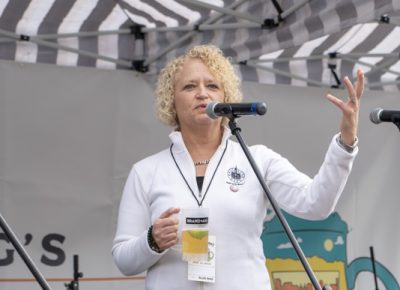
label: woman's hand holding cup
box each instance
[152,207,180,251]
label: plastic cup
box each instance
[180,207,209,262]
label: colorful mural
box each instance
[261,212,399,290]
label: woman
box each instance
[112,45,364,290]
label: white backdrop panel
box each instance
[0,60,398,290]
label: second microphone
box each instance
[206,102,267,119]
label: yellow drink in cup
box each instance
[182,228,209,262]
[179,208,209,262]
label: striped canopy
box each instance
[0,0,399,91]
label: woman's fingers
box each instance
[152,207,180,250]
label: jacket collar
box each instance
[169,126,231,154]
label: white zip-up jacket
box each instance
[112,127,357,290]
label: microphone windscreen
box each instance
[206,102,219,119]
[369,108,383,124]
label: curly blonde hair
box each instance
[155,44,243,128]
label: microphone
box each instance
[369,108,400,124]
[206,102,267,119]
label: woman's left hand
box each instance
[326,69,365,146]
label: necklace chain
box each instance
[193,160,210,166]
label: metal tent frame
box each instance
[0,0,399,90]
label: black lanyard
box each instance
[169,140,228,207]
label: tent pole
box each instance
[0,28,132,68]
[340,55,400,77]
[252,55,325,63]
[0,29,132,44]
[364,58,400,77]
[23,29,131,40]
[366,80,400,88]
[245,62,330,87]
[143,22,260,33]
[344,52,400,58]
[383,15,400,25]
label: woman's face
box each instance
[173,58,225,130]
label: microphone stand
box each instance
[0,212,53,290]
[369,246,379,290]
[65,255,83,290]
[228,117,328,290]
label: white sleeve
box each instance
[111,165,164,276]
[266,133,357,220]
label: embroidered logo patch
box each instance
[227,167,245,192]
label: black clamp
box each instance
[131,60,148,73]
[262,18,279,29]
[328,52,338,69]
[130,24,147,72]
[193,24,201,32]
[130,24,145,40]
[328,52,338,59]
[380,14,390,24]
[19,34,30,41]
[328,52,341,88]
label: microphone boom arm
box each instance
[0,212,53,290]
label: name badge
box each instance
[187,235,216,283]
